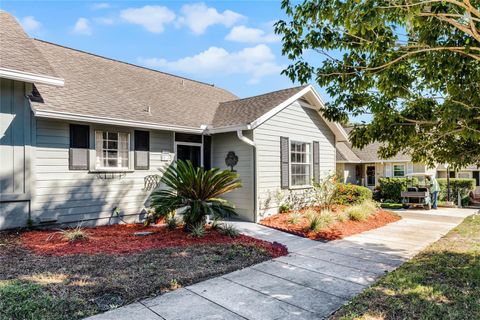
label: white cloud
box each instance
[225,25,280,43]
[94,17,114,25]
[177,3,245,35]
[19,16,41,33]
[73,17,92,35]
[139,44,283,84]
[120,5,175,33]
[91,3,111,10]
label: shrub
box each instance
[190,224,206,237]
[378,178,411,202]
[311,174,336,206]
[220,224,240,238]
[437,178,476,204]
[304,208,317,221]
[54,226,89,242]
[166,215,179,230]
[278,203,290,213]
[287,212,302,224]
[344,200,379,222]
[336,211,349,222]
[308,210,335,231]
[149,160,241,232]
[210,217,222,230]
[332,183,373,205]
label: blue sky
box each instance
[2,0,368,122]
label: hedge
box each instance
[378,177,418,202]
[437,178,476,205]
[332,183,373,205]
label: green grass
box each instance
[330,213,480,320]
[380,203,403,209]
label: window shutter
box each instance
[313,141,320,182]
[385,163,392,177]
[407,163,414,175]
[134,130,150,170]
[280,136,289,189]
[203,135,212,170]
[69,124,89,170]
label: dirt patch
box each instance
[0,225,287,319]
[260,209,401,240]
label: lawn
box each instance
[330,213,480,320]
[380,202,403,209]
[0,224,287,320]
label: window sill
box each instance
[89,169,134,173]
[289,185,312,190]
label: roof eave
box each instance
[0,67,64,86]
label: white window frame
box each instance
[393,163,406,177]
[94,130,130,171]
[289,140,312,187]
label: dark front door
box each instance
[366,165,375,186]
[473,171,480,186]
[176,144,202,167]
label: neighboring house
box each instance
[0,11,348,230]
[336,127,480,189]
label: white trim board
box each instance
[0,67,64,87]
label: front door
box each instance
[176,143,202,167]
[366,165,376,186]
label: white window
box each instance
[290,141,311,186]
[393,164,405,177]
[457,172,472,179]
[95,131,129,170]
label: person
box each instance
[427,175,440,209]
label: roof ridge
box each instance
[32,38,230,91]
[221,84,309,104]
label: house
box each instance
[0,11,348,230]
[336,127,480,189]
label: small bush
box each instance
[56,226,89,242]
[308,210,335,231]
[378,177,418,202]
[190,224,206,237]
[304,208,317,221]
[332,183,373,205]
[220,224,240,238]
[166,216,179,230]
[278,203,290,213]
[437,178,476,203]
[210,217,222,230]
[336,211,349,222]
[345,200,379,222]
[287,212,302,224]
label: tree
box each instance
[275,0,480,168]
[149,160,241,231]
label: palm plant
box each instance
[149,160,242,231]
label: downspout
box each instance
[236,129,257,222]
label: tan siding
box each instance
[31,118,174,226]
[254,101,336,217]
[211,132,255,221]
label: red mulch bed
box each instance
[21,224,288,258]
[260,209,401,241]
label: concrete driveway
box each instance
[86,208,477,320]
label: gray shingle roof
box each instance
[0,11,58,78]
[212,86,308,127]
[336,142,361,162]
[31,39,238,129]
[342,127,411,162]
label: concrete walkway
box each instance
[86,208,477,320]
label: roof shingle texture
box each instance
[0,11,58,78]
[342,127,411,162]
[31,40,239,128]
[212,86,308,127]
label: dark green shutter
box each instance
[280,136,289,189]
[203,135,212,170]
[313,141,320,182]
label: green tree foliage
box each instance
[149,160,242,231]
[276,0,480,168]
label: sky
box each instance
[2,0,369,122]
